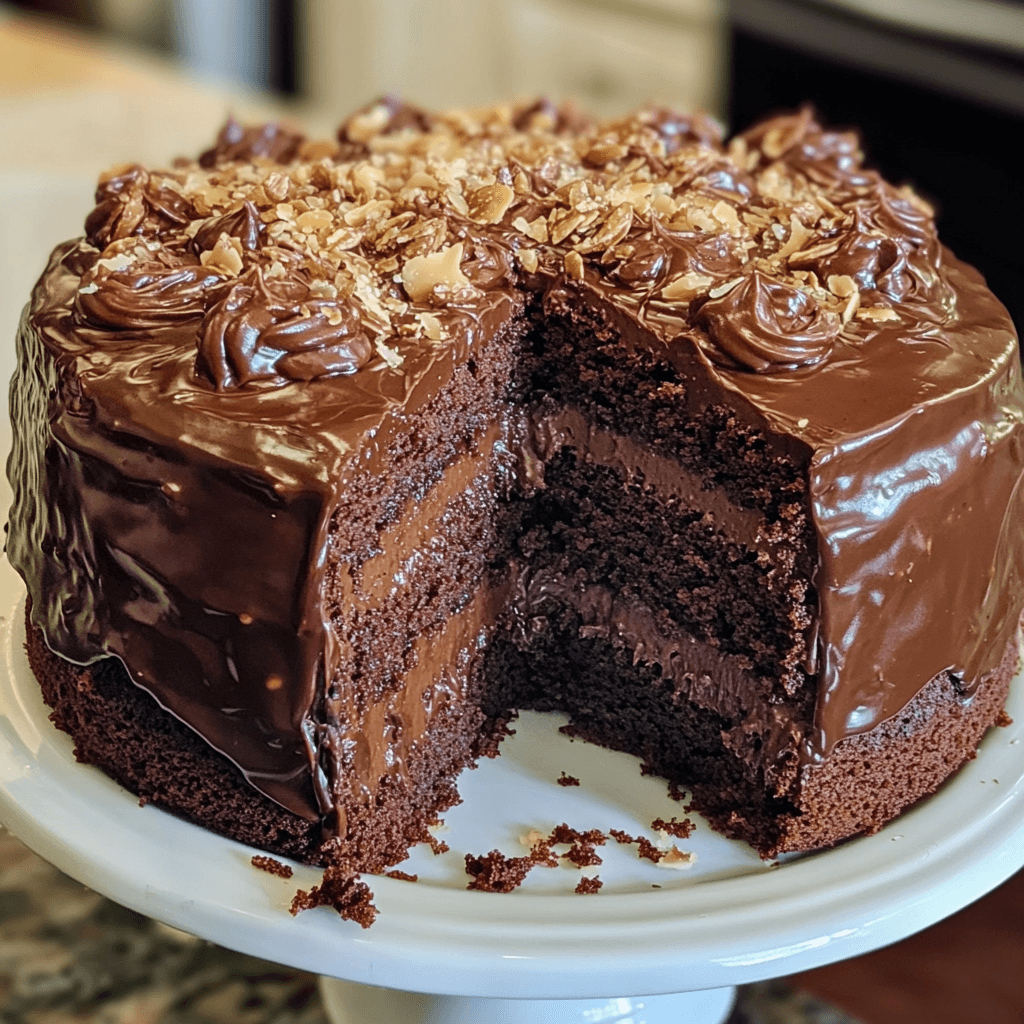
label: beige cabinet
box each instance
[302,0,724,119]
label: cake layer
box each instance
[24,605,323,863]
[512,444,813,687]
[486,578,1018,856]
[26,603,500,870]
[533,277,1024,749]
[318,582,506,841]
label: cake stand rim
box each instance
[2,569,1024,1000]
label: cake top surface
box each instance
[32,97,1018,489]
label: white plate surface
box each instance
[2,557,1024,999]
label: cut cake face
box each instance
[7,99,1024,871]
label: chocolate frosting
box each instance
[694,271,840,372]
[76,258,224,330]
[191,201,264,254]
[197,270,372,388]
[85,165,196,248]
[7,102,1024,824]
[199,116,304,168]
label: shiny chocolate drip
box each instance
[9,235,519,822]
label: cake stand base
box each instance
[318,977,737,1024]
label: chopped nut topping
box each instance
[584,140,629,165]
[345,103,391,143]
[827,274,857,299]
[708,276,744,299]
[401,242,472,303]
[81,100,940,368]
[858,306,900,322]
[297,209,333,232]
[517,248,539,273]
[199,233,244,276]
[657,847,697,869]
[577,202,632,253]
[96,253,136,273]
[417,311,443,340]
[549,209,585,245]
[518,829,548,848]
[375,337,404,368]
[776,215,815,260]
[467,183,515,224]
[711,200,743,236]
[263,173,290,202]
[841,289,861,325]
[662,272,714,302]
[564,250,585,281]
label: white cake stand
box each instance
[2,559,1024,1024]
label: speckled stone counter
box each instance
[0,827,864,1024]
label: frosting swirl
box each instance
[337,97,437,159]
[634,106,723,152]
[743,108,873,194]
[694,272,840,373]
[460,233,515,291]
[196,270,373,389]
[85,165,195,248]
[75,259,225,331]
[199,116,304,168]
[192,201,264,254]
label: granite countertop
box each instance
[0,827,863,1024]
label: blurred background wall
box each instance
[5,0,726,115]
[5,0,1023,331]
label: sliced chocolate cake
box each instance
[7,100,1024,878]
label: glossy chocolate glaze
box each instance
[7,101,1024,827]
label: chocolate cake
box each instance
[7,100,1024,878]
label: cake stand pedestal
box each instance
[3,575,1024,1024]
[317,979,737,1023]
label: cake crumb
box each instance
[549,823,607,847]
[425,833,450,855]
[651,816,695,839]
[464,850,537,892]
[557,772,581,787]
[251,854,293,879]
[635,837,664,863]
[290,867,377,928]
[575,876,603,894]
[564,843,602,867]
[549,823,606,868]
[385,869,419,882]
[608,827,697,866]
